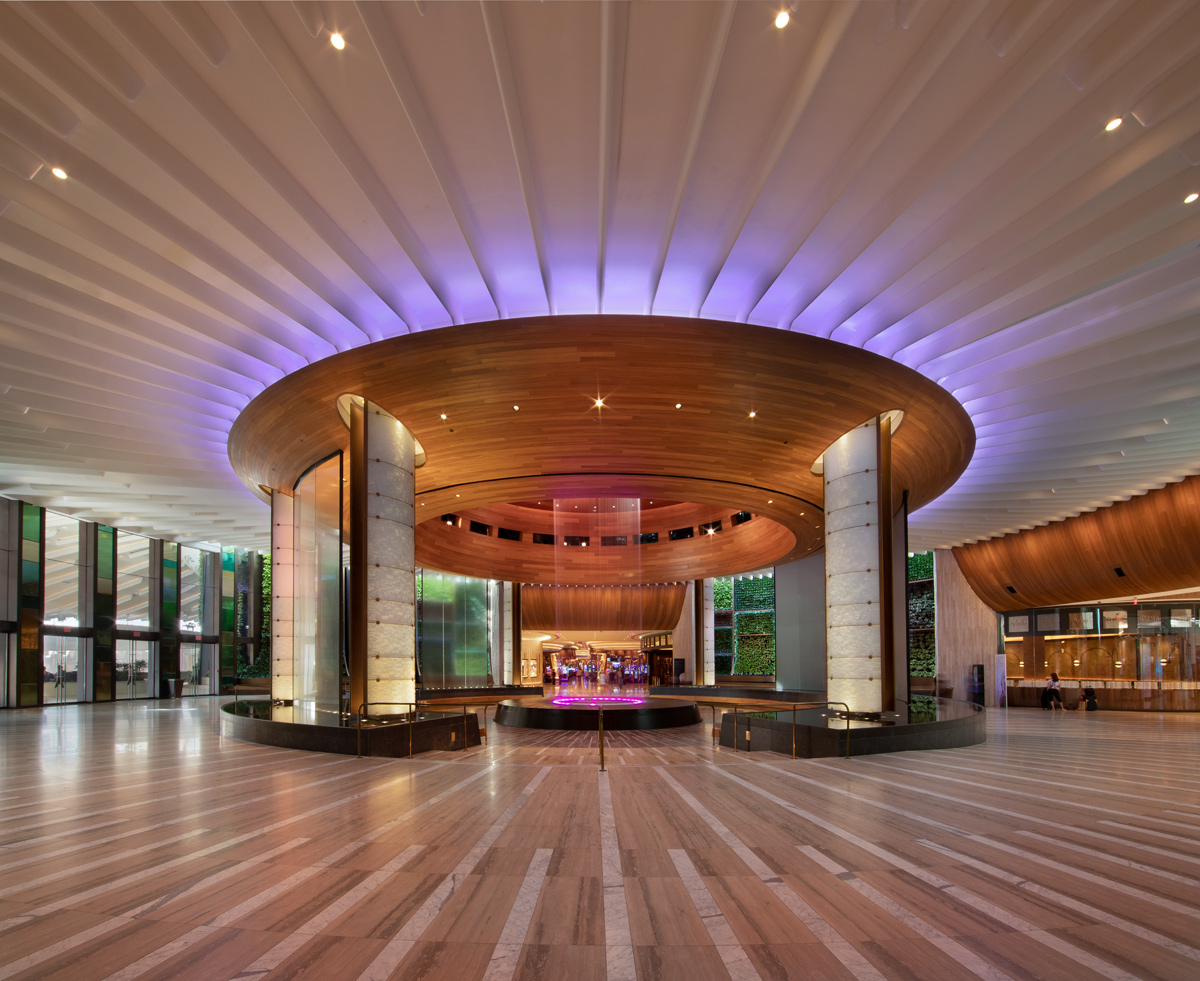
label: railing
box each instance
[355,701,419,759]
[698,699,853,760]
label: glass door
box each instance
[181,641,208,696]
[115,639,151,699]
[43,636,80,704]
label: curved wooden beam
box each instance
[953,475,1200,611]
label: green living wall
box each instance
[713,574,776,677]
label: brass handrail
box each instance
[355,701,418,759]
[598,706,606,772]
[699,699,852,760]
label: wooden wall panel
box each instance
[953,475,1200,610]
[520,583,688,632]
[934,550,1001,706]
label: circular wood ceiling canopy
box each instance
[229,316,974,580]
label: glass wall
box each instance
[416,570,491,688]
[1005,603,1200,689]
[293,455,342,725]
[43,512,83,704]
[116,532,153,630]
[179,546,213,694]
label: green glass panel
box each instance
[21,502,40,541]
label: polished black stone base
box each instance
[220,700,481,756]
[494,695,701,731]
[718,697,985,757]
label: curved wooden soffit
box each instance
[953,474,1200,611]
[521,584,689,632]
[230,315,974,578]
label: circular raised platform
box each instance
[494,694,701,731]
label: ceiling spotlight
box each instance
[594,398,605,408]
[330,32,345,49]
[1105,117,1122,131]
[439,413,447,420]
[51,167,68,179]
[1186,192,1199,204]
[513,405,519,411]
[775,10,790,29]
[748,410,756,418]
[675,403,682,409]
[767,499,773,504]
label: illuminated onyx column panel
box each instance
[349,400,417,714]
[270,491,294,702]
[701,578,716,686]
[824,419,892,714]
[502,581,515,685]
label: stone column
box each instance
[824,417,893,714]
[270,490,294,702]
[701,578,715,685]
[502,581,515,685]
[349,399,417,715]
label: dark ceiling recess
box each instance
[1115,567,1126,578]
[1005,585,1017,594]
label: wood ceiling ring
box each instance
[416,472,818,580]
[418,499,799,585]
[230,315,973,578]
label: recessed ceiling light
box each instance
[330,32,345,50]
[594,398,604,408]
[1105,117,1122,131]
[748,411,756,418]
[51,167,68,179]
[675,403,682,409]
[1186,192,1199,204]
[775,10,790,29]
[455,493,459,497]
[439,413,447,420]
[513,405,519,411]
[767,499,773,504]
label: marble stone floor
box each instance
[1,699,1199,980]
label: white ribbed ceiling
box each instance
[1,0,1200,552]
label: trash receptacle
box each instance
[159,678,172,699]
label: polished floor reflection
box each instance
[2,701,1199,980]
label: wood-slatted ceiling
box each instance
[2,1,1200,553]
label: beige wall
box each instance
[935,549,1002,707]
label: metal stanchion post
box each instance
[598,707,606,772]
[463,704,468,751]
[733,705,737,753]
[409,702,414,759]
[792,704,796,759]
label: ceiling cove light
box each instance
[330,32,345,50]
[775,10,790,29]
[51,167,68,179]
[1105,117,1122,131]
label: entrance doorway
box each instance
[181,642,209,695]
[43,636,80,705]
[115,639,151,699]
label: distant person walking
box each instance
[1046,672,1065,711]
